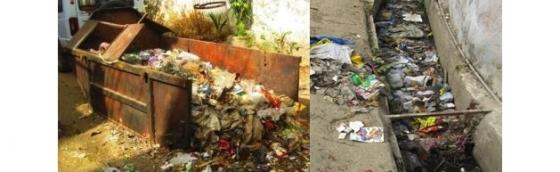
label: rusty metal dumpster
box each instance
[65,8,301,147]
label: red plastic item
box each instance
[263,119,277,131]
[218,137,234,156]
[261,87,281,109]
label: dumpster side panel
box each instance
[261,53,301,99]
[184,38,227,68]
[91,63,147,102]
[88,61,153,140]
[74,57,90,98]
[224,46,263,80]
[152,80,191,147]
[91,91,150,138]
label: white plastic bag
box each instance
[310,43,353,64]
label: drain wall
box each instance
[423,0,502,171]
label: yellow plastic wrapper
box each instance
[416,117,437,129]
[351,51,364,68]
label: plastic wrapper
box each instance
[402,13,423,22]
[388,24,425,38]
[336,121,384,143]
[349,127,384,143]
[310,43,353,64]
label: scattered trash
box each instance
[90,131,102,137]
[310,38,385,112]
[351,51,364,68]
[76,103,93,118]
[388,24,425,38]
[123,163,135,172]
[402,13,422,22]
[335,121,384,143]
[439,92,454,102]
[310,42,353,64]
[310,35,354,45]
[161,152,198,171]
[102,166,121,172]
[70,151,87,159]
[101,163,135,172]
[349,127,384,143]
[270,142,288,158]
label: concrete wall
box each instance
[446,0,502,98]
[251,0,310,50]
[424,0,502,171]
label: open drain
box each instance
[374,0,487,171]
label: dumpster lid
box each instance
[66,21,146,62]
[66,20,99,51]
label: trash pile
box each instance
[375,0,480,171]
[119,48,310,171]
[310,36,385,113]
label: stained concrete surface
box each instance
[311,0,396,171]
[311,95,396,172]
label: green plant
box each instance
[238,31,301,55]
[209,12,228,35]
[273,32,301,55]
[239,32,257,47]
[287,42,301,55]
[229,0,252,36]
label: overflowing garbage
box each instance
[310,36,385,113]
[119,48,310,171]
[375,0,481,171]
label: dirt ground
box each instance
[310,0,397,171]
[58,72,169,171]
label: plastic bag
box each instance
[310,43,353,64]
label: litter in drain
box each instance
[374,0,488,171]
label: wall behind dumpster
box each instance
[445,0,502,98]
[250,0,310,52]
[142,0,310,103]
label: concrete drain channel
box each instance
[372,0,491,171]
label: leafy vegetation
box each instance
[239,31,301,55]
[209,12,229,35]
[229,0,252,36]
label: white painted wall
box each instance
[250,0,310,49]
[447,0,502,97]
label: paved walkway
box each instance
[310,0,397,171]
